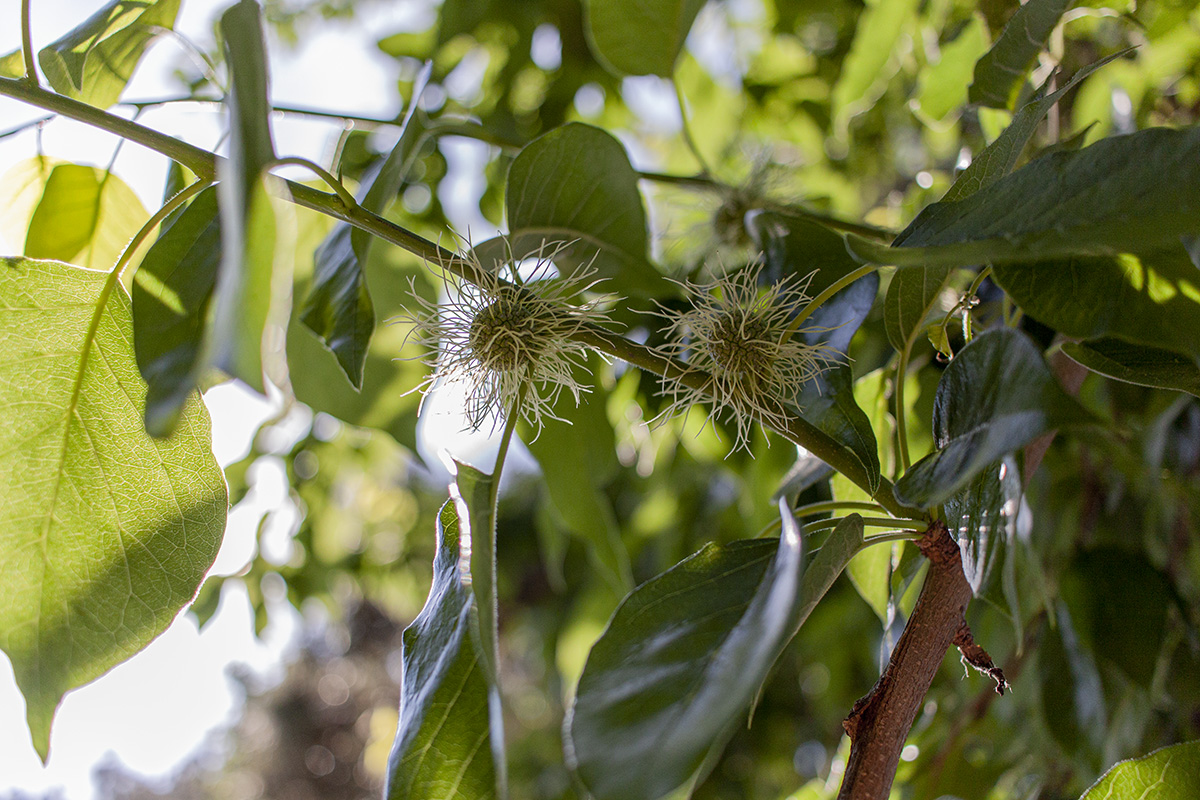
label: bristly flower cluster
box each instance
[654,263,841,452]
[400,240,609,434]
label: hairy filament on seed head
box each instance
[395,238,612,435]
[653,262,842,453]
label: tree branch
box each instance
[837,522,1001,800]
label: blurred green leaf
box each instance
[1079,740,1200,800]
[1062,337,1200,397]
[584,0,705,77]
[993,248,1200,360]
[830,0,920,133]
[386,502,502,800]
[968,0,1071,109]
[24,164,147,270]
[504,122,656,295]
[849,126,1200,268]
[302,64,431,388]
[213,0,288,394]
[1040,600,1107,757]
[568,509,863,800]
[913,15,989,125]
[132,185,220,436]
[894,329,1095,509]
[0,257,226,762]
[38,0,180,109]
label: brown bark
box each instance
[836,522,1005,800]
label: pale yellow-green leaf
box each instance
[0,258,227,760]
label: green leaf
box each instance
[993,248,1200,360]
[753,214,882,494]
[0,257,227,761]
[830,0,920,133]
[38,0,181,109]
[132,186,220,436]
[301,64,431,387]
[504,123,657,296]
[883,266,952,352]
[24,164,148,270]
[583,0,706,77]
[944,456,1020,596]
[386,502,501,800]
[941,53,1127,204]
[912,15,989,125]
[214,0,288,394]
[567,508,864,800]
[894,328,1094,509]
[968,0,1071,109]
[0,47,25,79]
[848,126,1200,268]
[1079,740,1200,800]
[1062,337,1200,397]
[1040,600,1106,756]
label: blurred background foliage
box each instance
[21,0,1200,797]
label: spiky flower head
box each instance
[401,239,609,434]
[654,262,841,452]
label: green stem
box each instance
[782,264,879,341]
[962,267,991,344]
[490,388,523,512]
[269,156,358,210]
[795,500,887,517]
[20,0,37,84]
[804,516,925,534]
[862,530,926,546]
[112,179,210,282]
[895,345,912,475]
[673,80,713,177]
[0,75,922,519]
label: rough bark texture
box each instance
[836,522,993,800]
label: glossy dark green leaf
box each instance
[847,127,1200,269]
[944,456,1020,596]
[1079,740,1200,800]
[302,64,431,387]
[583,0,705,77]
[132,185,220,436]
[993,248,1200,360]
[894,328,1095,509]
[883,266,952,352]
[213,0,287,393]
[1062,337,1200,397]
[968,0,1071,109]
[505,123,656,295]
[567,509,863,800]
[24,163,147,270]
[386,502,501,800]
[1040,600,1106,756]
[753,214,881,493]
[0,258,226,761]
[38,0,180,109]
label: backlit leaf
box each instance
[38,0,181,109]
[830,0,920,133]
[0,257,226,761]
[24,164,148,271]
[1079,740,1200,800]
[584,0,706,77]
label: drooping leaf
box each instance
[1039,600,1106,756]
[583,0,706,77]
[24,164,148,270]
[830,0,920,133]
[0,257,227,761]
[753,214,882,493]
[504,123,657,296]
[132,185,220,436]
[993,248,1200,360]
[213,0,290,393]
[567,509,863,800]
[968,0,1072,109]
[1079,740,1200,800]
[883,266,952,352]
[302,63,431,387]
[847,126,1200,268]
[38,0,181,109]
[386,502,501,800]
[894,328,1095,509]
[944,456,1020,596]
[1062,337,1200,397]
[451,460,507,794]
